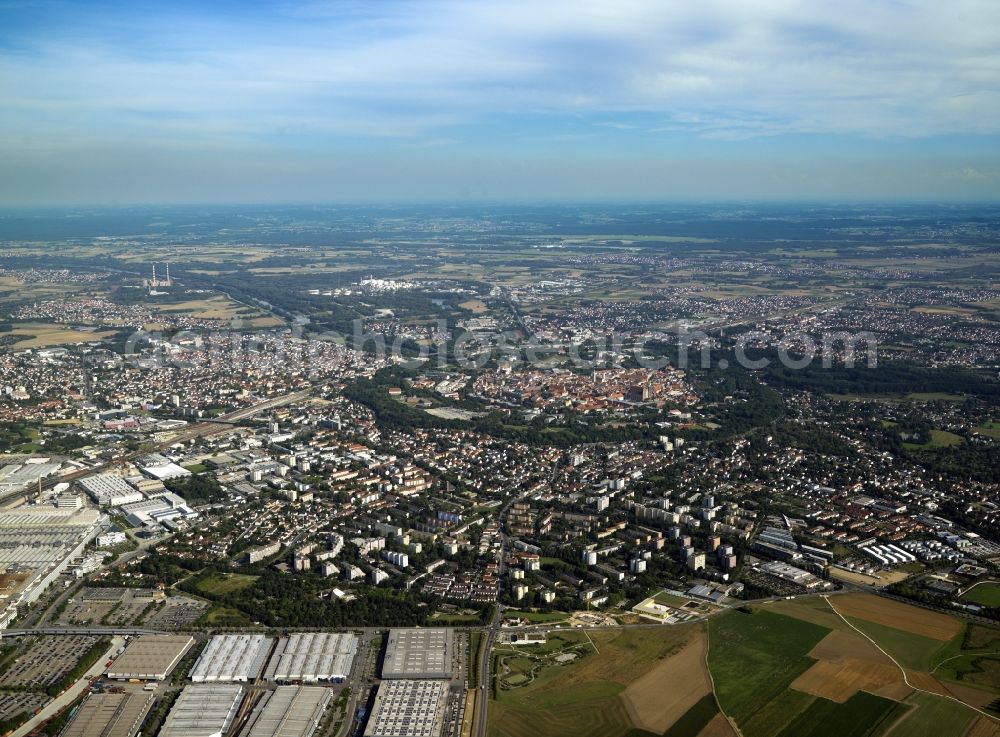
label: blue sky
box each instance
[2,0,999,204]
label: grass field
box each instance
[973,422,1000,439]
[197,605,253,627]
[489,625,704,737]
[841,617,947,671]
[4,323,115,350]
[193,572,259,596]
[503,609,570,623]
[963,584,1000,607]
[886,692,976,737]
[157,296,251,320]
[904,429,964,450]
[708,609,830,725]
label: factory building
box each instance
[60,691,154,737]
[191,634,272,683]
[363,680,448,737]
[106,635,195,681]
[238,686,331,737]
[382,629,453,680]
[78,475,144,507]
[0,506,101,629]
[160,684,243,737]
[265,632,359,683]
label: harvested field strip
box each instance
[831,594,962,641]
[825,595,1000,724]
[791,657,903,703]
[621,629,712,734]
[964,717,1000,737]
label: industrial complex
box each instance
[106,635,195,681]
[60,691,155,737]
[381,629,453,680]
[190,634,273,683]
[159,684,244,737]
[0,505,100,628]
[238,686,332,737]
[362,680,449,737]
[265,632,359,683]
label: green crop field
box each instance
[708,609,830,725]
[843,617,947,671]
[662,694,719,737]
[884,692,976,737]
[741,689,818,737]
[774,691,908,737]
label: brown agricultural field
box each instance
[831,593,963,641]
[791,626,910,703]
[697,713,739,737]
[792,658,904,703]
[620,628,712,733]
[965,716,1000,737]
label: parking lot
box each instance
[143,596,208,630]
[0,635,99,690]
[56,588,208,630]
[0,692,50,723]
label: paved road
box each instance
[473,482,539,737]
[8,636,123,737]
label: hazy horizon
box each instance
[3,0,1000,205]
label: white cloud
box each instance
[2,0,1000,145]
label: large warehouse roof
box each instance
[106,635,194,681]
[238,686,331,737]
[265,633,359,683]
[382,629,452,680]
[61,691,154,737]
[160,685,243,737]
[363,680,447,737]
[191,634,272,683]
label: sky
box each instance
[2,0,1000,205]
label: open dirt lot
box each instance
[792,658,903,703]
[831,594,963,641]
[620,629,712,733]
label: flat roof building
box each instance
[363,680,447,737]
[191,634,272,683]
[238,686,331,737]
[106,635,194,681]
[0,506,101,628]
[60,691,154,737]
[160,684,243,737]
[264,632,359,683]
[382,629,452,680]
[78,475,144,507]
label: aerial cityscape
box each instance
[1,3,999,737]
